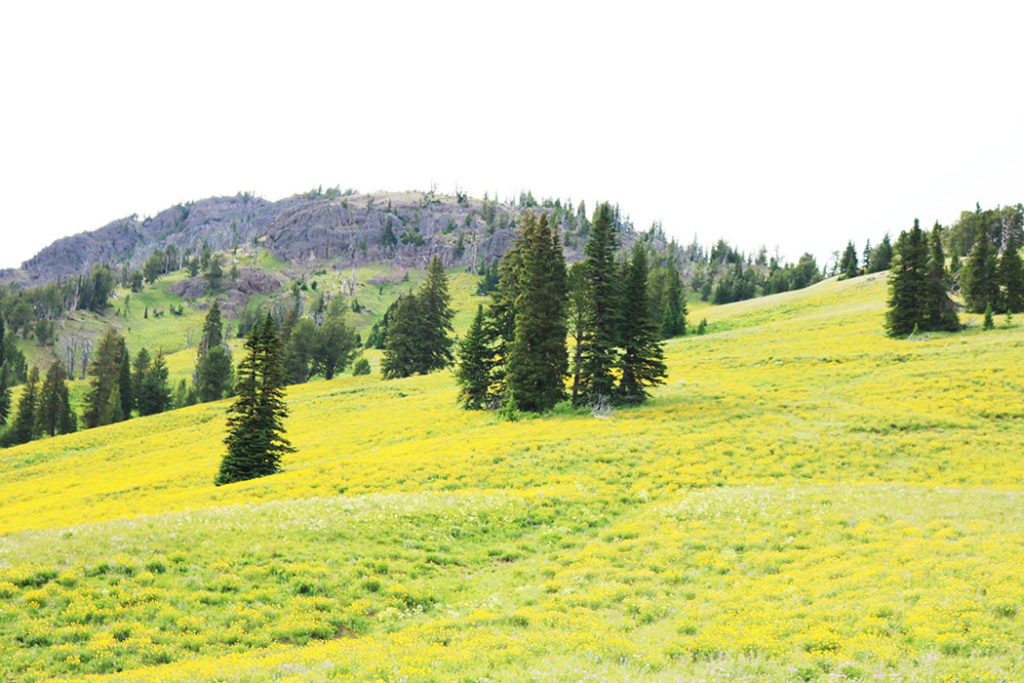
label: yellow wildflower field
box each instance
[1,272,1022,681]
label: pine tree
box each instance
[456,304,492,409]
[131,348,151,412]
[506,212,568,413]
[195,301,234,402]
[660,265,687,338]
[138,352,171,416]
[868,234,893,273]
[885,220,930,337]
[217,315,294,485]
[999,224,1024,313]
[34,360,76,437]
[617,244,667,403]
[839,241,859,279]
[963,228,1000,313]
[418,256,455,372]
[83,328,129,428]
[10,366,39,444]
[924,224,960,331]
[381,295,424,379]
[577,202,621,405]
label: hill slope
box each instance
[1,274,1023,681]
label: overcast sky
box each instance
[2,1,1023,270]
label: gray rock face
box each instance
[0,190,631,287]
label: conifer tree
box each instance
[963,228,1000,313]
[83,328,129,428]
[983,303,995,330]
[311,316,357,380]
[567,262,590,407]
[485,235,525,397]
[617,244,667,403]
[131,348,152,412]
[577,202,621,405]
[195,301,234,402]
[138,352,171,416]
[381,294,424,379]
[885,220,930,337]
[118,345,133,419]
[925,224,960,331]
[660,265,687,338]
[0,363,11,426]
[999,224,1024,313]
[10,366,39,444]
[34,360,76,437]
[456,304,492,409]
[419,256,456,372]
[839,241,859,279]
[506,212,568,413]
[868,234,893,273]
[217,315,294,485]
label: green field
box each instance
[2,272,1023,681]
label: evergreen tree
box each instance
[131,348,152,411]
[506,212,568,413]
[118,345,133,419]
[924,224,960,331]
[983,303,995,330]
[381,295,424,379]
[138,352,171,416]
[616,244,667,403]
[10,366,39,444]
[885,220,930,337]
[456,304,492,409]
[577,202,621,405]
[868,234,893,273]
[485,235,525,397]
[660,265,687,338]
[83,328,128,428]
[34,360,76,437]
[839,241,859,279]
[418,256,455,372]
[0,363,11,426]
[963,227,1000,313]
[216,315,294,485]
[567,262,590,407]
[999,224,1024,313]
[284,318,318,383]
[195,301,234,401]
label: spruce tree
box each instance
[485,234,525,397]
[885,220,930,337]
[999,225,1024,313]
[217,315,294,485]
[963,228,1000,313]
[419,256,455,372]
[868,234,893,273]
[83,328,128,428]
[118,345,133,419]
[34,360,76,437]
[10,366,39,444]
[195,301,234,402]
[506,212,568,413]
[577,202,621,405]
[617,244,667,403]
[131,348,152,412]
[456,304,492,409]
[660,265,687,338]
[381,294,424,379]
[138,352,171,416]
[567,262,590,407]
[0,363,11,426]
[925,224,960,331]
[839,241,859,279]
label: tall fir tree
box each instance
[868,234,893,273]
[381,295,424,379]
[925,224,960,331]
[381,258,455,379]
[217,315,294,485]
[839,241,859,279]
[418,256,456,372]
[660,265,687,338]
[455,304,493,409]
[131,348,152,412]
[138,352,171,416]
[118,345,133,419]
[999,223,1024,313]
[577,202,621,405]
[83,328,128,428]
[616,244,667,403]
[567,262,590,407]
[963,227,1000,313]
[485,234,525,398]
[0,363,11,426]
[506,212,568,413]
[10,366,39,444]
[34,360,76,437]
[195,301,234,401]
[885,220,930,337]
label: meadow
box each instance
[1,272,1023,681]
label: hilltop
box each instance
[1,272,1022,681]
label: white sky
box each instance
[2,1,1023,270]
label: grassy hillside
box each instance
[2,274,1023,681]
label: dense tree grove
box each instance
[885,219,959,336]
[382,256,455,379]
[217,315,294,485]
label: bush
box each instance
[352,358,371,376]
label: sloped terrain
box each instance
[1,275,1023,681]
